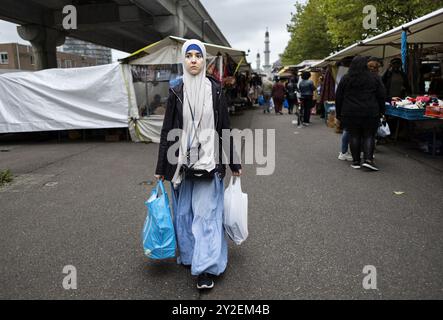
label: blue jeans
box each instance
[341,129,349,154]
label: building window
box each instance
[65,60,72,68]
[57,59,61,68]
[0,52,8,64]
[30,55,35,65]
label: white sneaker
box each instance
[338,152,353,161]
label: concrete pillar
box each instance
[17,24,65,70]
[176,2,185,38]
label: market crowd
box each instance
[247,55,443,171]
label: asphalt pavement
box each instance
[1,107,442,299]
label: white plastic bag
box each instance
[223,177,248,245]
[377,119,391,137]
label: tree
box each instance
[374,0,443,30]
[321,0,443,49]
[282,0,443,64]
[282,0,334,65]
[321,0,367,49]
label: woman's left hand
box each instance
[232,169,242,177]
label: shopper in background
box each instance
[271,77,286,115]
[298,71,316,125]
[429,69,443,97]
[367,57,382,75]
[382,57,410,100]
[262,77,273,113]
[336,56,386,171]
[285,77,298,114]
[316,75,324,117]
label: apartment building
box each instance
[0,43,98,71]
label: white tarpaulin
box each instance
[128,115,163,143]
[0,62,129,133]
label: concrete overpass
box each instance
[0,0,230,69]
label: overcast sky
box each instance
[0,0,299,65]
[200,0,298,65]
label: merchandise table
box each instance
[385,105,442,156]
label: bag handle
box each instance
[230,176,242,193]
[155,180,166,198]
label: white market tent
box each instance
[120,36,249,143]
[0,63,130,134]
[121,36,248,67]
[313,8,443,68]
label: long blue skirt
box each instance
[170,175,227,276]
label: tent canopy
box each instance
[120,36,249,70]
[314,8,443,67]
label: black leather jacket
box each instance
[155,76,242,181]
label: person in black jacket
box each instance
[382,57,410,101]
[154,39,241,290]
[336,56,386,171]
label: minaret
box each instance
[256,52,261,72]
[263,28,271,76]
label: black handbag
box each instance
[181,165,217,180]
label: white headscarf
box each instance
[182,39,207,127]
[172,39,216,187]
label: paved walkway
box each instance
[1,108,442,299]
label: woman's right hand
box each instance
[154,175,164,181]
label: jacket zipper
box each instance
[215,90,220,128]
[171,88,183,105]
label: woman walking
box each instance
[298,71,316,125]
[336,56,386,171]
[285,77,298,114]
[155,39,242,289]
[271,77,286,115]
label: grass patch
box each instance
[0,169,13,186]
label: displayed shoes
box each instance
[362,160,379,171]
[197,273,214,290]
[338,152,353,161]
[350,161,361,169]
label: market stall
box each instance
[314,8,443,153]
[385,97,443,155]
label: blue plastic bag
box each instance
[142,180,176,259]
[258,95,265,106]
[283,99,289,109]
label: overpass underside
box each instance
[0,0,229,69]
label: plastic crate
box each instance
[385,104,426,120]
[425,105,443,119]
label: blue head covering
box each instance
[185,43,203,54]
